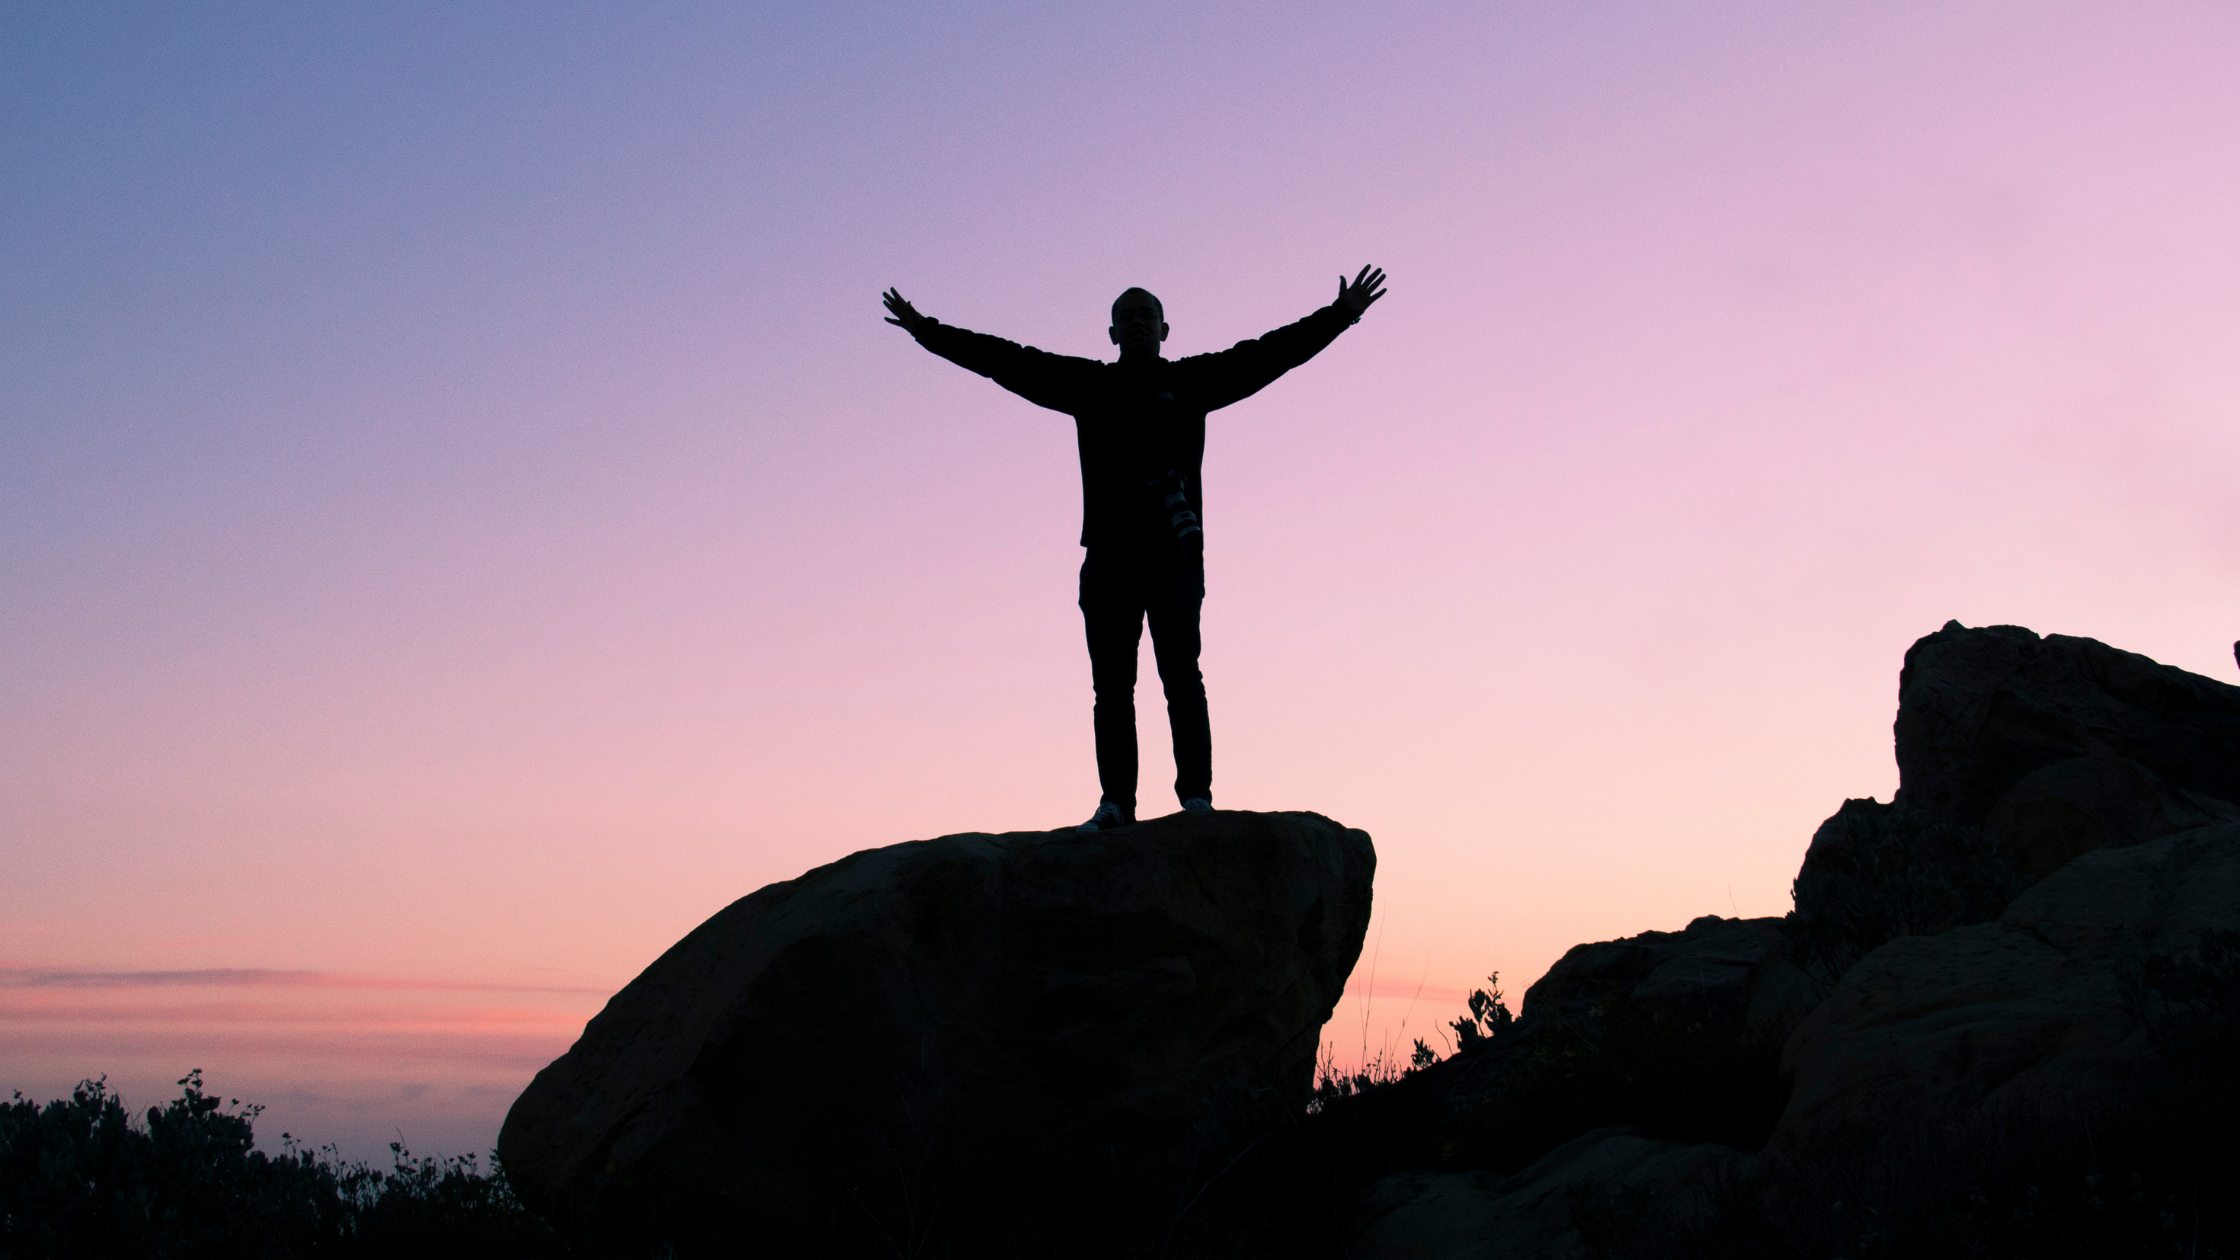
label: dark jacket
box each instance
[910,303,1360,550]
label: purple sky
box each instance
[6,1,2239,1158]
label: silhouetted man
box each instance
[881,266,1388,831]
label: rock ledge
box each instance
[499,808,1375,1233]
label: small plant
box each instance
[1446,974,1514,1055]
[1308,1044,1409,1110]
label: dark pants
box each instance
[1079,547,1209,812]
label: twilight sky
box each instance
[6,1,2239,1159]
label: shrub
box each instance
[1426,972,1512,1060]
[0,1072,564,1260]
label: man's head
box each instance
[1109,287,1168,357]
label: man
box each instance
[881,265,1387,831]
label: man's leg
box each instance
[1145,561,1211,807]
[1079,552,1147,815]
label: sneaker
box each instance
[1181,798,1213,815]
[1077,800,1134,833]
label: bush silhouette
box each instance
[0,1072,564,1259]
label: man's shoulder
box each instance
[927,322,1107,364]
[1163,351,1230,382]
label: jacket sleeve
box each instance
[911,321,1099,415]
[1184,304,1361,412]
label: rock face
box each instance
[498,809,1374,1236]
[1774,820,2240,1149]
[1349,1127,1740,1259]
[1983,752,2240,879]
[1777,623,2240,1148]
[1519,914,1816,1045]
[1413,916,1812,1154]
[1790,624,2240,972]
[1890,620,2240,832]
[1349,622,2240,1258]
[1349,912,1802,1216]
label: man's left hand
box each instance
[1336,265,1387,316]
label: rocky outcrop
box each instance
[1891,621,2240,832]
[1778,624,2240,1149]
[1417,915,1811,1141]
[1518,914,1816,1044]
[498,809,1374,1238]
[1774,820,2240,1150]
[1351,622,2240,1258]
[1350,913,1802,1214]
[1983,752,2239,880]
[1790,624,2240,978]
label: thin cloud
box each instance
[0,967,609,995]
[0,995,591,1028]
[1339,976,1470,1005]
[0,1024,568,1069]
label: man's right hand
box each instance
[882,288,932,334]
[1336,265,1387,316]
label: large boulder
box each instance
[498,809,1374,1241]
[1773,820,2240,1152]
[1518,914,1815,1044]
[1783,798,2031,984]
[1788,625,2240,976]
[1982,752,2239,880]
[1891,621,2240,829]
[1394,916,1803,1179]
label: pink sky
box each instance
[6,2,2239,1158]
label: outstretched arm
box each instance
[1188,263,1387,411]
[880,286,1097,414]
